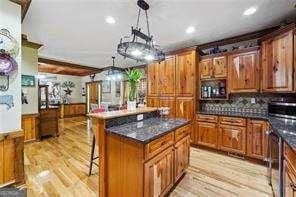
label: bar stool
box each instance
[88,135,99,176]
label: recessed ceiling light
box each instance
[105,16,116,24]
[243,7,257,16]
[186,26,195,34]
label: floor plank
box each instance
[24,116,272,196]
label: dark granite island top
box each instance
[106,118,189,144]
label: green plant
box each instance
[125,69,143,101]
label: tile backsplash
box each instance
[199,93,296,115]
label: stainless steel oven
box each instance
[268,102,296,197]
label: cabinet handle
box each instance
[290,182,296,191]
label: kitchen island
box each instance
[88,107,190,197]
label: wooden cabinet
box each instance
[147,62,159,97]
[246,120,268,160]
[213,56,227,78]
[285,143,296,197]
[175,97,194,121]
[22,114,38,142]
[261,30,294,92]
[200,59,212,79]
[218,124,246,155]
[144,147,174,197]
[196,121,218,149]
[61,103,86,118]
[0,131,24,186]
[147,97,159,108]
[159,97,176,118]
[176,51,196,97]
[174,136,190,181]
[228,50,259,93]
[158,57,175,97]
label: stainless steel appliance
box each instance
[268,102,296,197]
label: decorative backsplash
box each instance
[199,93,296,115]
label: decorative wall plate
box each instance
[0,29,19,57]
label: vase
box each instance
[127,101,137,111]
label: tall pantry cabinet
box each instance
[147,49,197,140]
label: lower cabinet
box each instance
[246,120,268,160]
[285,143,296,197]
[218,124,246,155]
[175,97,194,121]
[196,121,218,149]
[174,136,190,181]
[144,147,174,197]
[159,97,176,118]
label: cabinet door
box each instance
[229,51,259,93]
[174,136,190,181]
[199,59,212,79]
[213,56,227,78]
[262,31,293,92]
[148,63,159,97]
[218,125,246,155]
[159,97,175,118]
[144,148,174,197]
[176,51,196,97]
[175,97,194,121]
[196,121,218,149]
[285,161,296,197]
[147,97,159,108]
[159,57,175,97]
[246,120,268,160]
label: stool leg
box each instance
[88,135,95,176]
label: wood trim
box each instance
[9,0,32,22]
[22,113,39,118]
[38,58,101,72]
[258,23,295,42]
[198,26,280,50]
[22,35,43,49]
[0,130,23,141]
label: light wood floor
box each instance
[24,116,272,197]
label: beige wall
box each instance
[21,46,39,115]
[0,0,21,132]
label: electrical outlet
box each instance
[251,98,256,104]
[137,114,143,121]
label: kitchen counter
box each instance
[197,111,296,150]
[106,117,189,144]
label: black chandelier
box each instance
[105,56,122,81]
[117,0,165,62]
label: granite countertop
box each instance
[197,110,268,120]
[197,111,296,150]
[269,116,296,150]
[106,117,189,144]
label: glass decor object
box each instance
[117,0,165,62]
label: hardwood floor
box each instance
[24,117,272,197]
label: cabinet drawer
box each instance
[220,116,246,126]
[175,125,190,142]
[196,114,218,123]
[145,132,174,160]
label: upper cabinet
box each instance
[147,62,159,97]
[200,59,213,79]
[176,51,196,97]
[213,56,227,78]
[228,50,259,93]
[158,56,176,97]
[261,30,294,92]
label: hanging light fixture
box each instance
[117,0,165,62]
[105,56,123,81]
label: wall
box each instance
[0,1,21,132]
[21,46,38,115]
[39,73,84,103]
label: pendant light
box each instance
[117,0,165,62]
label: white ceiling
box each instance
[22,0,296,68]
